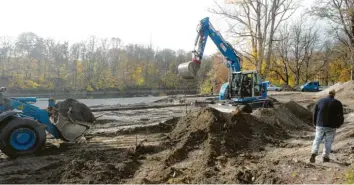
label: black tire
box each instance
[239,104,252,113]
[263,100,274,108]
[0,117,46,158]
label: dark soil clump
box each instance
[55,98,96,123]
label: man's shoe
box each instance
[310,154,316,163]
[323,157,330,162]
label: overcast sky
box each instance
[0,0,316,55]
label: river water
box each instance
[33,96,167,109]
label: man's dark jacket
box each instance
[313,96,344,128]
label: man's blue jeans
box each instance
[311,126,336,158]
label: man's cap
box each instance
[329,89,336,96]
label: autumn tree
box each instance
[310,0,354,79]
[210,0,299,77]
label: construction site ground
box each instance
[1,90,354,183]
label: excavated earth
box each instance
[1,92,354,183]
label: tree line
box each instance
[0,33,213,94]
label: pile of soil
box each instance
[252,103,313,132]
[167,107,288,156]
[144,107,289,183]
[284,101,313,125]
[317,82,344,96]
[306,102,316,112]
[316,81,354,98]
[54,98,96,123]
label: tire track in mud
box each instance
[0,156,64,176]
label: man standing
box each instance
[310,89,344,163]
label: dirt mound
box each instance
[335,81,354,100]
[316,81,354,99]
[55,98,96,123]
[306,102,316,112]
[144,107,288,183]
[284,101,313,125]
[166,107,287,161]
[252,103,313,130]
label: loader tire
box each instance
[0,117,46,159]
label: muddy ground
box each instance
[1,92,354,183]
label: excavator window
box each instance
[254,73,262,96]
[231,73,242,97]
[241,74,252,97]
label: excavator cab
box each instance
[227,70,266,100]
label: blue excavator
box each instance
[0,87,91,158]
[178,17,273,112]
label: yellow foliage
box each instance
[77,61,84,73]
[132,65,145,86]
[86,85,94,92]
[241,56,256,70]
[329,58,351,82]
[200,80,213,94]
[25,80,39,88]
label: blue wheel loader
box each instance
[0,87,93,158]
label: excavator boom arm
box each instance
[178,17,241,79]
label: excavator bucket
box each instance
[178,61,200,79]
[207,103,253,113]
[51,113,90,142]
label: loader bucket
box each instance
[177,61,200,79]
[50,98,95,142]
[51,113,90,142]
